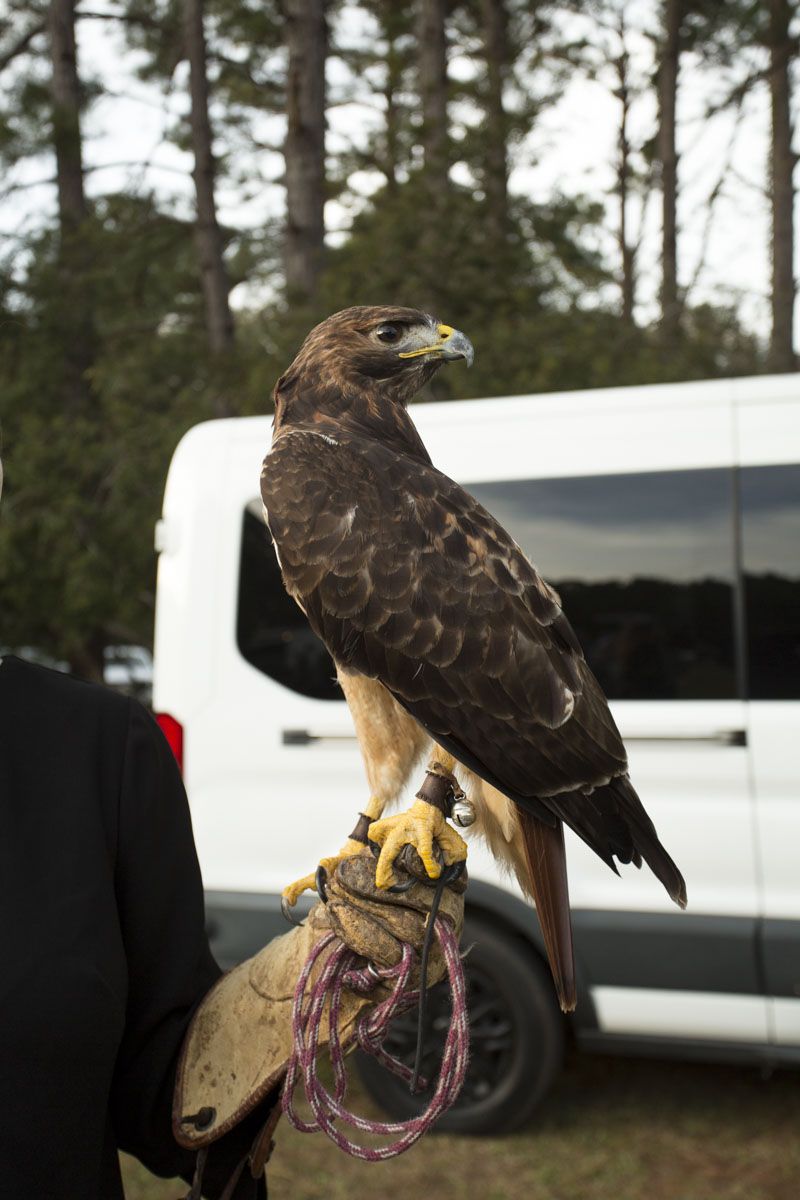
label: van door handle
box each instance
[284,728,747,748]
[282,729,359,746]
[623,729,747,747]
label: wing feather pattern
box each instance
[262,424,685,917]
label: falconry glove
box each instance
[173,850,465,1161]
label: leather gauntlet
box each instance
[173,850,465,1151]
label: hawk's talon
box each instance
[282,870,319,909]
[368,799,468,890]
[386,877,416,895]
[280,896,304,927]
[440,861,466,886]
[282,838,372,909]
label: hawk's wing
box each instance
[261,426,649,866]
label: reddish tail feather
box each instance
[518,810,577,1013]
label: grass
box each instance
[121,1050,800,1200]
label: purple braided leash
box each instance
[281,918,469,1160]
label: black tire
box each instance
[354,913,564,1135]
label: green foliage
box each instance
[119,0,186,83]
[0,195,259,674]
[332,0,419,195]
[0,175,764,671]
[0,0,771,674]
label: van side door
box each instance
[737,387,800,1050]
[428,390,766,1045]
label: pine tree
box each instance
[765,0,796,371]
[656,0,681,340]
[284,0,327,301]
[479,0,511,245]
[184,0,237,367]
[682,0,797,369]
[419,0,449,194]
[335,0,417,193]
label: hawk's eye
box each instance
[375,323,401,344]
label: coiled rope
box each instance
[281,913,468,1160]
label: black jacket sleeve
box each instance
[110,700,268,1198]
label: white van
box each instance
[153,373,800,1133]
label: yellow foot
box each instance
[282,838,369,907]
[368,799,468,889]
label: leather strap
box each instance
[181,1098,281,1199]
[248,1099,283,1177]
[347,812,372,845]
[415,769,459,818]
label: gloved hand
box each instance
[173,849,466,1152]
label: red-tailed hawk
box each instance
[261,305,686,1011]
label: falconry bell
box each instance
[452,796,476,828]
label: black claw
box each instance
[441,861,466,886]
[367,838,381,858]
[281,896,303,927]
[315,864,329,904]
[386,877,416,894]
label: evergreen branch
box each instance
[0,175,57,199]
[0,157,191,207]
[0,20,45,73]
[248,137,286,155]
[728,164,769,201]
[701,55,792,120]
[631,161,656,261]
[85,160,191,177]
[75,7,161,30]
[685,101,746,301]
[208,52,283,96]
[100,86,182,113]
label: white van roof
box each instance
[163,372,800,502]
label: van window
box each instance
[740,464,800,699]
[236,502,340,700]
[238,469,741,704]
[468,469,738,701]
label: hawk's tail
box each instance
[550,774,688,912]
[518,810,577,1013]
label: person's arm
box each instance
[110,700,267,1197]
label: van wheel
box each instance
[354,915,564,1135]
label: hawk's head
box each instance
[274,306,474,419]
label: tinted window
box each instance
[237,471,740,704]
[236,502,340,700]
[740,464,800,699]
[469,470,738,700]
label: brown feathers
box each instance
[519,813,577,1011]
[262,307,687,1010]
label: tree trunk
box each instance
[47,0,105,682]
[47,0,94,414]
[48,0,93,399]
[383,12,404,194]
[418,0,448,194]
[68,631,107,684]
[767,0,796,372]
[657,0,681,339]
[614,37,636,325]
[48,0,86,235]
[384,70,399,195]
[284,0,327,301]
[183,0,236,358]
[481,0,509,245]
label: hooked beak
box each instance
[398,322,474,368]
[437,324,475,367]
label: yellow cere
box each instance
[398,322,454,360]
